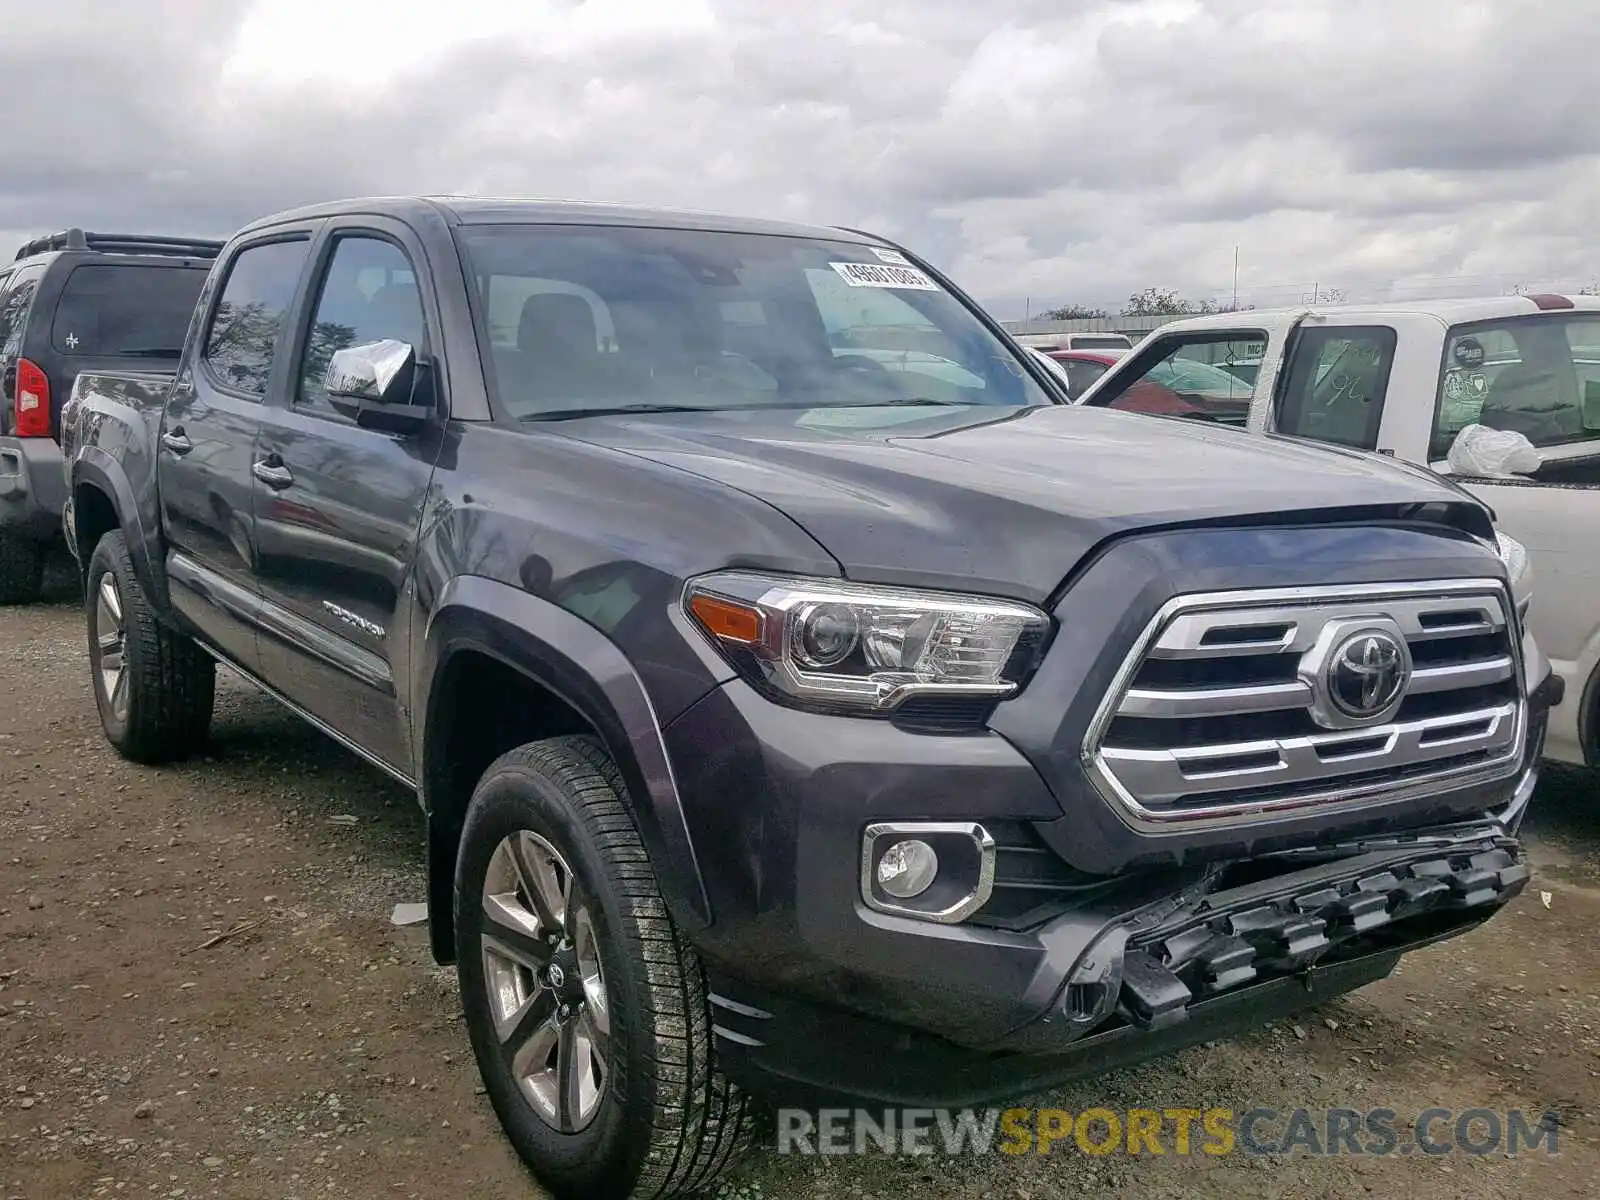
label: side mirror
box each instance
[1583,379,1600,432]
[326,339,431,434]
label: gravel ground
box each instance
[3,562,1598,1199]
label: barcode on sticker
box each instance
[829,261,939,291]
[871,247,911,266]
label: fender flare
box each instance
[418,575,711,957]
[69,449,168,610]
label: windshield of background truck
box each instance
[51,264,210,357]
[1434,316,1600,459]
[459,226,1051,418]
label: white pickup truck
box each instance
[1074,293,1600,770]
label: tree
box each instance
[1123,287,1221,317]
[1038,303,1109,320]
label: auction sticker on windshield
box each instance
[831,261,939,291]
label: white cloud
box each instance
[3,0,1599,315]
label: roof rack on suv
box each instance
[14,228,225,262]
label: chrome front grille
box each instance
[1085,580,1525,828]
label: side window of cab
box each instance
[298,236,427,417]
[1273,326,1399,451]
[1082,331,1261,424]
[202,240,312,397]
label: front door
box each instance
[159,236,313,671]
[251,224,446,776]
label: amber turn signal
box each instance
[689,593,763,644]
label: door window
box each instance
[1433,316,1600,459]
[1274,326,1398,450]
[202,240,311,397]
[298,236,426,414]
[1082,332,1261,422]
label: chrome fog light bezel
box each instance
[859,821,995,924]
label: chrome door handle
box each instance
[252,459,294,489]
[161,430,193,455]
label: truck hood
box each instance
[562,404,1488,601]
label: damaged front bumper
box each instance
[707,769,1537,1110]
[1011,825,1530,1052]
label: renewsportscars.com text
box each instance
[776,1106,1561,1158]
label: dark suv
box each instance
[0,229,221,601]
[63,197,1559,1199]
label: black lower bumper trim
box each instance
[1118,841,1526,1031]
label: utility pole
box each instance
[1232,245,1239,311]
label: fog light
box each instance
[860,821,995,924]
[876,840,939,899]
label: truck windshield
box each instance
[1433,315,1600,459]
[457,225,1050,419]
[51,264,209,357]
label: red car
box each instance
[1045,349,1204,415]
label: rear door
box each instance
[250,219,447,775]
[160,233,315,671]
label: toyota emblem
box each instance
[1326,630,1409,720]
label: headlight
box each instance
[1494,531,1533,621]
[683,572,1051,713]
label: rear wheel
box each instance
[455,736,756,1199]
[86,530,215,763]
[0,529,44,605]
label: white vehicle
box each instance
[1014,330,1134,353]
[1074,293,1600,769]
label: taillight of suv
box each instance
[13,359,50,437]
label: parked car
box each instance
[1074,295,1600,770]
[1041,347,1202,410]
[63,197,1558,1199]
[0,229,222,602]
[1015,330,1135,353]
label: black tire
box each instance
[455,735,756,1199]
[85,530,215,763]
[0,529,44,605]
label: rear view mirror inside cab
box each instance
[1584,380,1600,431]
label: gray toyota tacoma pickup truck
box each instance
[61,196,1561,1199]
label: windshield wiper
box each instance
[118,347,184,358]
[521,403,716,422]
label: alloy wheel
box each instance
[479,830,611,1133]
[94,572,129,724]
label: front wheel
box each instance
[455,736,756,1199]
[86,530,215,763]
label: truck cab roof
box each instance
[238,195,884,245]
[1140,293,1600,335]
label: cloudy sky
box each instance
[4,0,1598,318]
